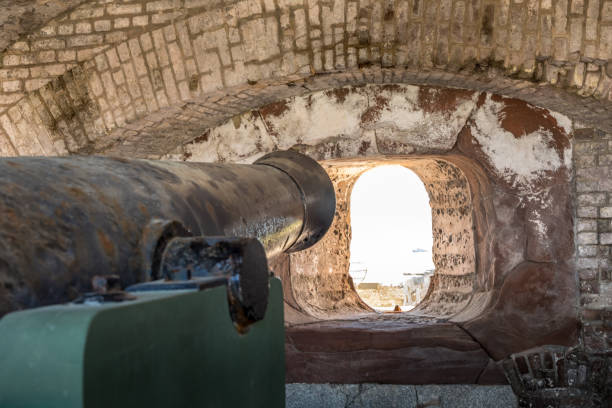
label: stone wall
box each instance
[165,85,485,323]
[179,83,578,359]
[409,159,476,318]
[285,164,372,320]
[573,124,612,352]
[283,156,478,321]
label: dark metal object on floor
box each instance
[502,345,610,408]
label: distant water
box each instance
[348,165,434,286]
[350,250,434,285]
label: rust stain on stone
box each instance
[380,84,403,93]
[188,130,210,145]
[305,94,314,110]
[481,4,495,45]
[325,88,350,104]
[384,7,394,20]
[358,29,370,45]
[475,92,487,107]
[259,100,290,118]
[491,94,571,155]
[232,115,242,129]
[188,75,199,91]
[417,86,475,114]
[358,141,371,155]
[360,95,389,125]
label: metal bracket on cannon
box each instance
[134,219,271,332]
[75,219,273,333]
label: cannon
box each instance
[0,150,336,408]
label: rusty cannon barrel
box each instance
[0,150,335,321]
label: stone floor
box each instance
[285,384,517,408]
[285,313,507,384]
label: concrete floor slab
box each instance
[286,384,517,408]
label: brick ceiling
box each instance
[0,0,610,157]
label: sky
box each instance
[349,165,435,285]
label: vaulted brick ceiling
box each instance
[0,0,610,157]
[0,0,87,54]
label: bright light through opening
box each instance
[349,165,434,312]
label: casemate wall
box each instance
[0,0,609,398]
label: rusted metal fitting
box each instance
[140,219,192,280]
[91,275,122,293]
[160,236,269,330]
[73,275,136,304]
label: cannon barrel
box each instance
[0,150,335,318]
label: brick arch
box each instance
[0,0,611,157]
[0,0,88,55]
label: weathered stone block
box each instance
[67,34,103,48]
[577,257,599,269]
[1,81,22,93]
[94,20,111,32]
[578,232,598,244]
[578,193,607,206]
[600,206,612,218]
[578,245,598,257]
[107,4,142,15]
[599,232,612,244]
[114,18,130,29]
[133,16,149,27]
[577,219,598,232]
[75,22,92,34]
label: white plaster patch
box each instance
[265,84,476,153]
[521,190,554,242]
[171,86,570,176]
[549,111,574,169]
[215,114,276,162]
[549,111,573,135]
[370,86,477,151]
[265,90,366,148]
[531,212,548,238]
[374,91,424,130]
[173,112,275,163]
[470,94,569,188]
